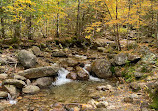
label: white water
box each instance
[74,55,87,60]
[7,93,17,105]
[83,64,104,82]
[52,68,72,86]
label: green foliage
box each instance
[122,67,135,83]
[149,89,158,110]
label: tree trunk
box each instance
[0,0,5,38]
[156,13,158,47]
[115,0,121,51]
[76,0,80,38]
[56,1,60,38]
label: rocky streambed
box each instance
[0,45,157,111]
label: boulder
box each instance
[22,85,40,94]
[18,65,60,79]
[18,50,37,68]
[2,79,26,88]
[66,58,79,67]
[93,38,115,47]
[52,51,67,57]
[33,77,54,88]
[0,91,8,98]
[31,46,41,56]
[76,66,89,80]
[66,72,77,80]
[128,54,141,63]
[91,59,112,79]
[0,73,8,80]
[114,53,128,66]
[3,85,19,98]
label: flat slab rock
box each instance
[17,65,60,79]
[3,79,26,88]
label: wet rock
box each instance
[3,79,26,88]
[0,91,8,98]
[0,73,8,80]
[33,77,54,88]
[18,50,37,68]
[96,101,108,108]
[76,66,89,80]
[66,72,77,80]
[18,65,60,79]
[124,97,133,103]
[3,85,18,98]
[22,85,40,94]
[31,46,41,56]
[52,51,67,57]
[114,53,128,66]
[91,59,112,79]
[14,75,26,81]
[66,58,78,67]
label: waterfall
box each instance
[7,93,17,105]
[52,68,72,86]
[83,64,104,82]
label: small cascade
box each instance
[83,64,104,82]
[74,55,87,60]
[52,68,72,86]
[7,93,17,105]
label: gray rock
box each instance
[18,65,60,79]
[128,54,141,62]
[18,50,37,68]
[3,85,18,98]
[76,66,89,80]
[0,91,8,98]
[0,66,5,73]
[96,85,113,91]
[31,46,41,56]
[0,73,8,80]
[134,72,145,78]
[14,75,26,81]
[33,77,53,88]
[124,97,133,103]
[3,79,26,88]
[91,59,112,79]
[0,58,7,65]
[66,58,78,67]
[52,51,67,57]
[97,47,106,52]
[22,85,40,94]
[114,53,128,65]
[130,82,140,91]
[96,101,108,108]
